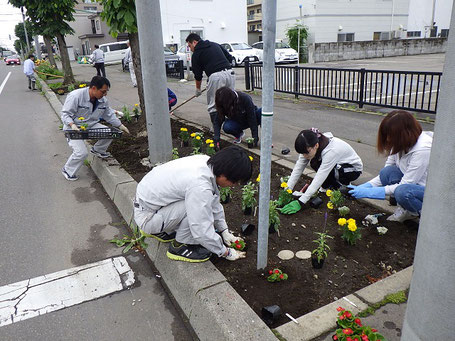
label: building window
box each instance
[374,32,392,40]
[84,6,97,12]
[406,31,421,38]
[247,0,254,4]
[257,8,261,13]
[337,33,354,42]
[440,29,449,38]
[91,19,96,34]
[83,0,95,3]
[95,20,100,32]
[257,24,262,30]
[249,25,256,31]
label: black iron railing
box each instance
[245,61,442,114]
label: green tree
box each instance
[14,20,33,51]
[286,24,308,63]
[9,0,76,84]
[14,39,23,54]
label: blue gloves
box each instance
[348,184,385,200]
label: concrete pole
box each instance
[33,36,41,60]
[401,4,455,340]
[297,4,302,65]
[257,0,277,270]
[430,0,437,34]
[21,7,30,53]
[135,0,172,164]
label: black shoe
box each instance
[90,147,111,158]
[149,231,176,243]
[167,241,211,263]
[28,86,31,90]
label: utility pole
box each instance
[257,0,277,270]
[401,4,455,340]
[135,0,172,164]
[297,4,302,65]
[430,0,437,36]
[21,7,30,53]
[34,36,42,59]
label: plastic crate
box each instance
[64,127,123,140]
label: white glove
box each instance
[224,248,246,261]
[119,124,130,134]
[115,110,124,118]
[70,123,80,131]
[195,88,202,97]
[221,229,243,246]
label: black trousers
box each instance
[320,163,361,189]
[94,63,106,77]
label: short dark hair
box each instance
[28,54,35,59]
[377,110,422,155]
[94,44,99,49]
[295,130,327,154]
[186,33,201,43]
[215,87,238,120]
[89,75,110,89]
[207,146,252,184]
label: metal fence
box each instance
[245,61,442,114]
[166,60,185,79]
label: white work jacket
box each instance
[369,131,433,195]
[136,155,228,256]
[23,59,35,76]
[61,88,121,129]
[90,49,104,63]
[287,133,363,204]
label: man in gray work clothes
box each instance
[186,33,235,149]
[90,44,106,77]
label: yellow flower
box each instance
[280,182,288,188]
[196,136,201,140]
[79,84,86,88]
[347,218,356,224]
[348,222,357,232]
[326,189,333,197]
[206,139,213,144]
[209,143,214,148]
[287,189,292,194]
[256,174,260,182]
[190,133,196,137]
[80,126,86,131]
[180,127,187,132]
[327,202,334,209]
[135,104,139,107]
[338,218,347,226]
[78,117,85,121]
[249,156,253,161]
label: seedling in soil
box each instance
[132,104,141,120]
[205,139,215,156]
[190,147,202,155]
[220,186,232,204]
[172,148,179,160]
[84,159,91,167]
[190,132,204,150]
[179,128,189,146]
[110,224,151,253]
[326,189,345,209]
[267,268,288,282]
[276,182,293,207]
[312,231,333,265]
[121,105,132,123]
[230,239,246,251]
[269,200,281,235]
[338,218,361,245]
[246,137,255,148]
[241,181,257,213]
[338,206,350,217]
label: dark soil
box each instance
[109,115,417,328]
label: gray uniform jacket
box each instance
[90,49,104,63]
[136,155,228,256]
[61,88,121,129]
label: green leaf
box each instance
[113,0,121,8]
[124,10,134,26]
[117,11,124,19]
[123,241,135,253]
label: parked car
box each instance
[5,55,21,65]
[176,45,192,68]
[220,42,261,66]
[99,41,129,65]
[122,47,180,72]
[251,41,298,64]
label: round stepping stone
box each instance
[277,250,294,260]
[295,250,312,259]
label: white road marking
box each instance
[0,72,12,96]
[0,257,135,327]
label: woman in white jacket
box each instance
[349,110,433,223]
[281,128,363,214]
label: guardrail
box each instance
[244,61,442,114]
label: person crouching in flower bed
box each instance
[281,128,363,215]
[133,146,250,262]
[349,110,433,223]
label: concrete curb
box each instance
[40,77,412,341]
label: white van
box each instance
[99,41,129,65]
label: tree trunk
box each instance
[129,32,145,117]
[43,35,57,69]
[55,32,75,85]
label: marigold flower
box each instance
[190,133,196,137]
[338,218,347,226]
[343,328,353,335]
[287,189,292,194]
[78,117,85,120]
[347,218,356,224]
[326,189,333,197]
[80,126,86,131]
[205,139,213,144]
[134,103,139,107]
[209,143,214,148]
[327,202,334,209]
[79,84,86,88]
[249,156,253,161]
[180,127,187,131]
[256,174,260,182]
[196,136,201,140]
[348,222,357,232]
[280,182,288,188]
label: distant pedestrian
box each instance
[23,54,36,90]
[90,45,106,77]
[215,86,261,146]
[186,33,235,149]
[124,41,136,87]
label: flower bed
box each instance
[110,115,417,329]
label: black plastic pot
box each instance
[182,140,189,147]
[389,196,397,206]
[261,305,282,325]
[243,206,252,215]
[309,196,323,209]
[311,256,324,269]
[220,194,230,204]
[281,147,290,155]
[241,223,255,236]
[247,142,254,149]
[269,224,276,234]
[338,185,352,197]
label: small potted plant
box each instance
[219,187,232,204]
[172,147,179,160]
[326,189,345,210]
[276,182,293,207]
[205,138,216,156]
[230,239,246,251]
[311,231,333,269]
[246,137,255,148]
[190,132,204,153]
[132,103,141,121]
[338,218,361,245]
[241,181,257,215]
[266,268,288,282]
[179,127,189,146]
[338,205,350,217]
[269,200,281,234]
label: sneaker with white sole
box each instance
[149,231,176,243]
[166,241,212,263]
[61,168,78,181]
[90,147,111,159]
[387,206,419,223]
[233,131,245,144]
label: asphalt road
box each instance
[0,63,194,340]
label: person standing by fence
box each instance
[90,45,106,78]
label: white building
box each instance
[160,0,247,50]
[407,0,452,38]
[276,0,411,44]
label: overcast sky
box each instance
[0,0,23,50]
